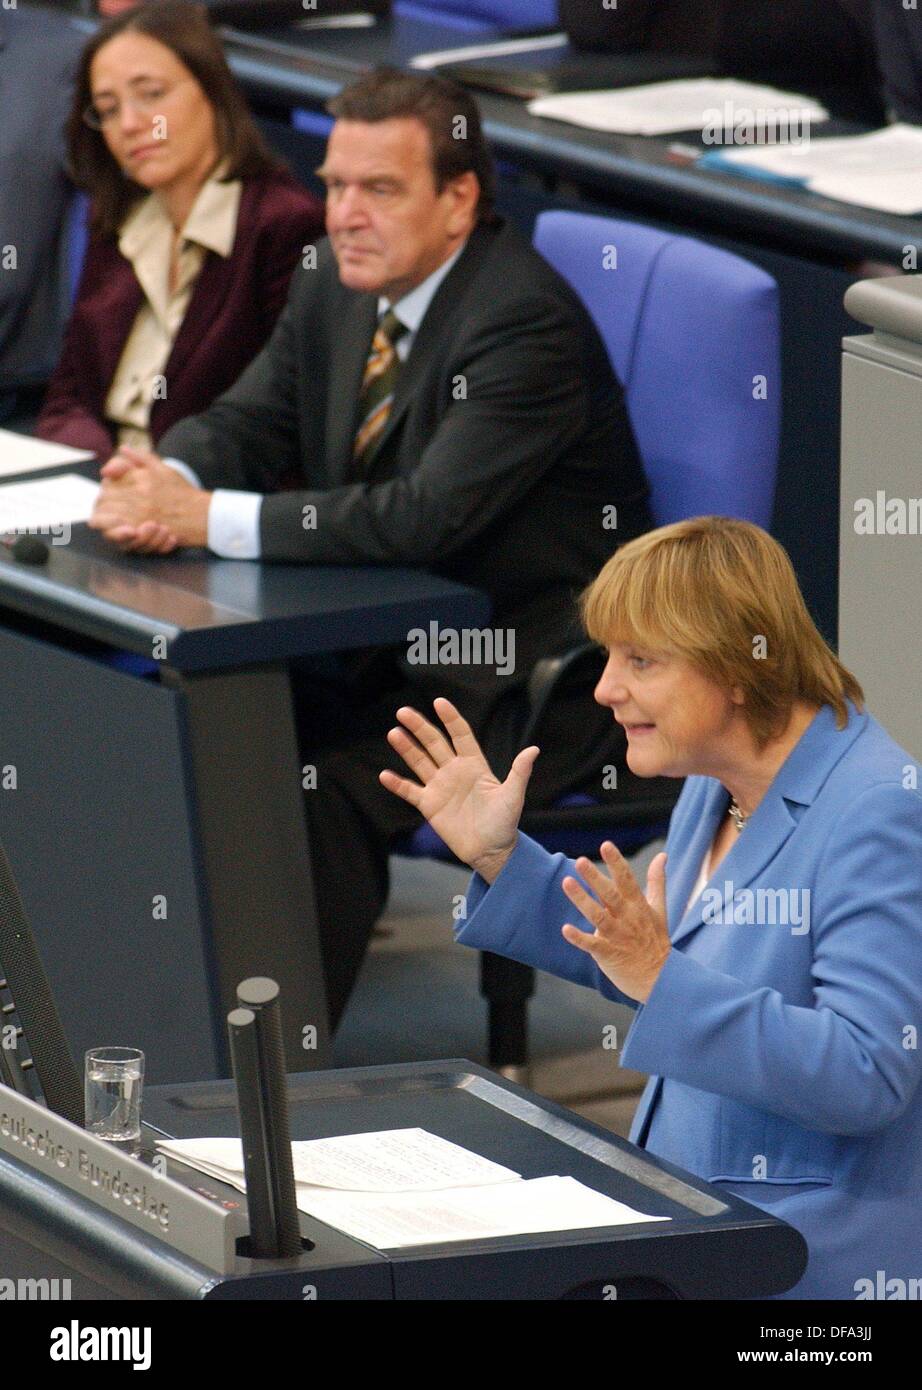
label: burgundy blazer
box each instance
[36,168,324,458]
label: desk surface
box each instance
[212,13,921,265]
[0,510,489,672]
[144,1058,809,1299]
[58,4,919,263]
[0,1061,809,1299]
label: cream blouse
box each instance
[104,166,242,449]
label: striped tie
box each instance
[352,309,408,474]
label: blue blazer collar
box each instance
[668,700,868,948]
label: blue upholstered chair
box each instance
[395,0,557,29]
[291,109,335,141]
[396,210,781,1071]
[533,211,779,529]
[66,192,90,303]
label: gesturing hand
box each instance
[379,697,540,882]
[561,844,672,1003]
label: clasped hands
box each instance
[380,698,672,1003]
[88,445,212,553]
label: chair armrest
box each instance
[521,642,601,747]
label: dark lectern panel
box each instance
[0,624,221,1082]
[145,1060,808,1299]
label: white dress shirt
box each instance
[165,240,467,558]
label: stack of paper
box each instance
[295,13,377,28]
[702,123,922,215]
[0,428,94,479]
[410,33,568,72]
[157,1127,667,1249]
[528,78,828,137]
[0,473,99,534]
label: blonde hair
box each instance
[581,516,863,750]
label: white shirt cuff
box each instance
[161,458,261,557]
[162,456,202,489]
[207,489,263,559]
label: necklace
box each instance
[729,800,749,832]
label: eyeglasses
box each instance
[82,79,192,131]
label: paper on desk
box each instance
[158,1128,521,1192]
[294,12,376,28]
[297,1176,668,1249]
[411,32,568,71]
[0,429,94,479]
[528,78,828,136]
[0,473,99,533]
[156,1131,667,1250]
[712,123,922,214]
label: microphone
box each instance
[227,1007,277,1258]
[10,536,49,565]
[227,977,302,1258]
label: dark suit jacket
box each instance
[559,0,884,124]
[160,218,652,715]
[873,0,922,122]
[36,169,324,458]
[0,7,84,393]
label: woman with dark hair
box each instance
[36,0,324,458]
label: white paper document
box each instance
[294,1175,668,1249]
[0,473,99,533]
[294,12,376,28]
[156,1128,668,1250]
[528,78,828,136]
[0,429,95,479]
[159,1128,520,1192]
[711,123,922,214]
[411,32,568,72]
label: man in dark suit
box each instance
[559,0,885,124]
[0,5,86,423]
[89,69,655,1026]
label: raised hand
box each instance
[379,697,540,882]
[561,843,671,1002]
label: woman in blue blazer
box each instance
[380,516,922,1300]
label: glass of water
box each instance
[85,1047,144,1152]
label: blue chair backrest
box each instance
[395,0,558,31]
[66,192,90,303]
[291,109,335,140]
[533,211,781,528]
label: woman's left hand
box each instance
[561,845,672,1003]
